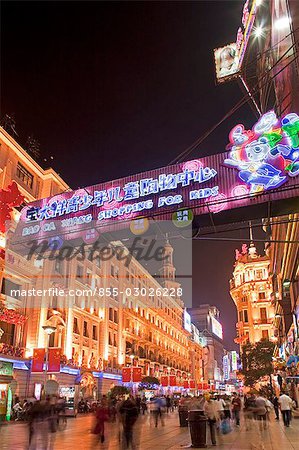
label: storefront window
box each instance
[0,321,15,345]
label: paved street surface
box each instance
[1,411,299,450]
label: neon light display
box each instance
[26,166,217,222]
[15,110,299,242]
[224,110,299,193]
[231,351,238,371]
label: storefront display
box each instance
[0,361,13,421]
[59,385,78,417]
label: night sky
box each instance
[1,1,262,349]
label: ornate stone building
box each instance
[230,242,276,352]
[0,126,203,402]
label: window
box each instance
[92,325,97,340]
[256,269,263,280]
[52,295,58,309]
[0,321,15,345]
[54,259,63,275]
[16,162,34,188]
[83,321,88,337]
[73,318,79,334]
[260,307,267,323]
[76,265,83,279]
[114,310,118,323]
[243,310,248,323]
[241,295,247,303]
[113,334,117,347]
[262,329,269,339]
[108,332,113,346]
[109,308,113,321]
[258,292,266,300]
[1,278,21,300]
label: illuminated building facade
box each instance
[230,242,276,352]
[268,215,299,365]
[0,127,201,399]
[189,305,224,382]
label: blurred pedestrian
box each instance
[271,395,279,420]
[279,392,293,427]
[223,396,231,420]
[119,396,139,449]
[255,394,268,430]
[244,392,256,430]
[204,395,218,446]
[231,393,241,426]
[92,397,109,443]
[140,398,147,415]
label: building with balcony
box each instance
[230,242,276,352]
[0,126,202,403]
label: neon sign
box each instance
[237,0,257,68]
[224,110,299,193]
[15,109,299,243]
[26,166,218,222]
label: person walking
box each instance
[255,394,268,430]
[204,396,218,446]
[278,392,293,427]
[231,393,241,426]
[215,396,226,420]
[92,397,109,443]
[119,396,139,449]
[272,396,280,420]
[223,396,231,420]
[244,392,256,430]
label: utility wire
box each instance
[169,42,298,165]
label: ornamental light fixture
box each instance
[42,325,57,335]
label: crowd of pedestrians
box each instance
[5,389,298,449]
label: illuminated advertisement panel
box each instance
[214,43,240,83]
[214,0,257,83]
[14,110,299,243]
[231,351,238,371]
[211,316,223,340]
[184,310,192,333]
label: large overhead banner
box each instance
[14,110,299,244]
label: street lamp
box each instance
[42,324,57,397]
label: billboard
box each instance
[211,316,223,340]
[184,310,192,333]
[231,351,238,371]
[223,355,230,381]
[214,0,258,83]
[214,43,240,83]
[13,110,299,245]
